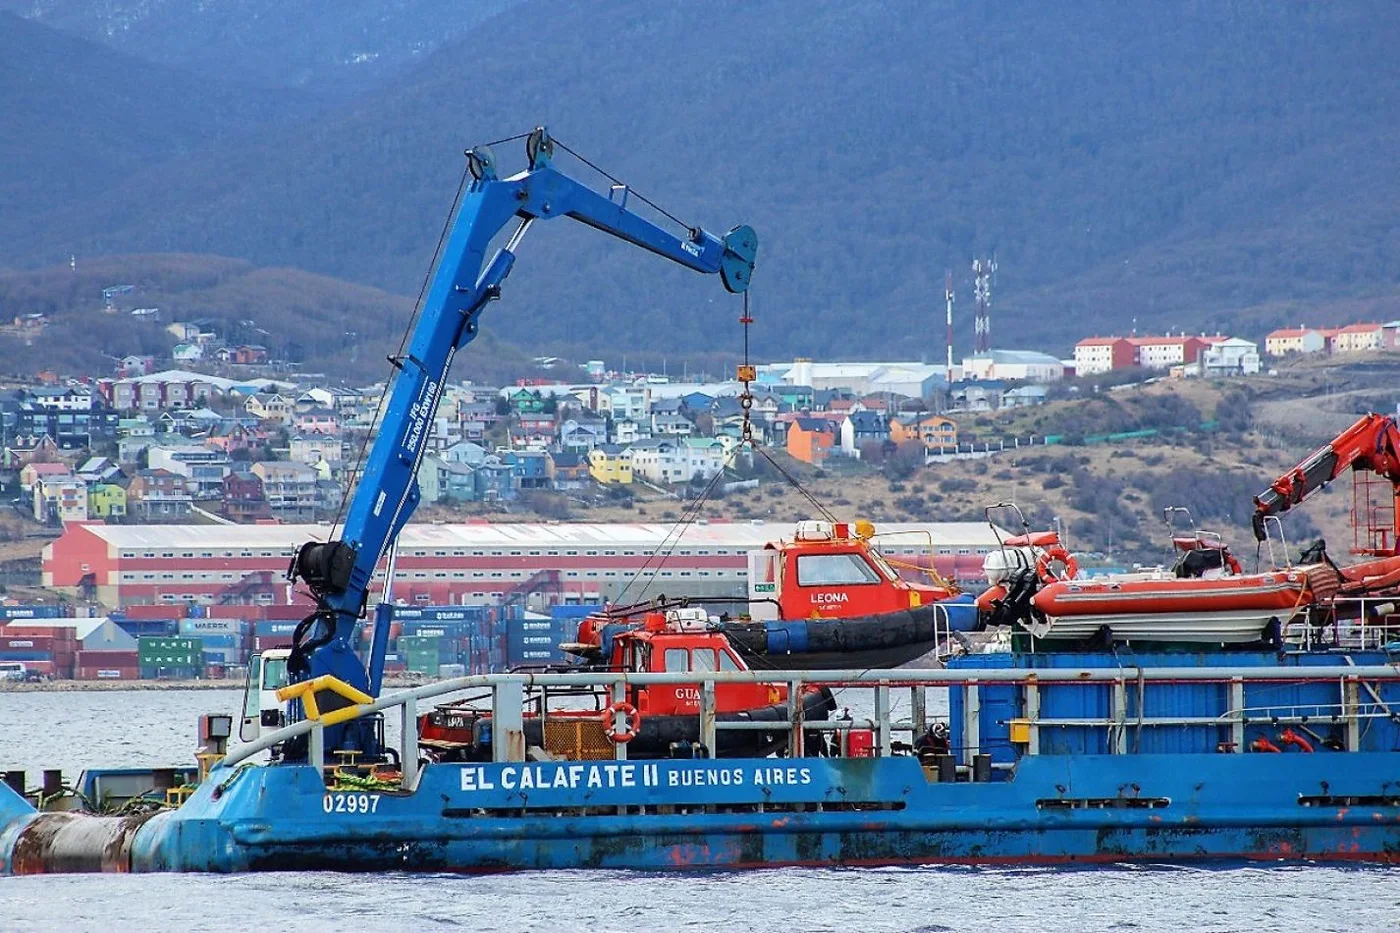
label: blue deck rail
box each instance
[220,663,1400,785]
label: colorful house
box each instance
[87,483,128,521]
[786,417,837,465]
[589,445,634,485]
[890,413,958,451]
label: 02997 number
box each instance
[322,793,381,815]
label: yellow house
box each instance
[588,445,633,485]
[890,414,958,450]
[87,483,127,520]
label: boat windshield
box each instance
[867,548,901,582]
[262,656,289,691]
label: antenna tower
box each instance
[972,256,997,354]
[944,270,955,382]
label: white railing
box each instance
[1285,598,1400,651]
[219,664,1400,783]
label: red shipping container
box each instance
[263,604,311,621]
[252,636,292,650]
[76,649,139,667]
[0,636,68,653]
[76,665,139,680]
[124,605,186,620]
[0,625,78,642]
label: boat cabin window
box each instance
[691,649,717,672]
[243,655,262,719]
[262,655,289,691]
[796,552,879,586]
[624,641,650,672]
[664,648,689,673]
[718,650,741,672]
[867,549,901,582]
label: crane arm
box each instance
[1252,413,1400,541]
[285,128,757,698]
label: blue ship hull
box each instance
[6,649,1399,873]
[5,752,1397,873]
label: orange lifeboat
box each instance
[981,524,1312,644]
[1028,569,1312,643]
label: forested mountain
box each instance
[3,1,1398,364]
[0,0,520,92]
[0,12,313,222]
[0,255,543,384]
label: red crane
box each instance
[1253,413,1400,556]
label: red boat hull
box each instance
[1028,571,1311,642]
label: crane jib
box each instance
[282,127,758,746]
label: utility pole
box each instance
[973,256,997,355]
[944,269,955,383]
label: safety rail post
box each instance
[911,685,927,738]
[875,682,891,757]
[308,721,325,775]
[789,677,805,757]
[1344,676,1361,751]
[1024,677,1040,755]
[611,681,628,761]
[963,679,980,766]
[400,696,418,788]
[1110,677,1127,754]
[700,680,717,754]
[493,679,525,763]
[1229,678,1245,752]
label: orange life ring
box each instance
[1035,546,1080,584]
[601,700,641,744]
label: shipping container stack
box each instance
[505,604,600,668]
[1,626,78,679]
[137,636,203,680]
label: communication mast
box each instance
[972,256,996,354]
[944,270,955,383]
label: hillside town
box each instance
[3,305,1400,526]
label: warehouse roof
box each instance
[64,520,1005,552]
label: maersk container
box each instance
[178,618,247,637]
[254,622,299,637]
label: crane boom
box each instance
[284,128,757,728]
[1252,412,1400,549]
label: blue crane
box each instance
[282,127,756,754]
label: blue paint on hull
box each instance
[119,752,1400,873]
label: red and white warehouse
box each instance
[43,521,1001,609]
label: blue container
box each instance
[0,605,64,620]
[254,622,299,637]
[550,604,603,621]
[195,633,242,649]
[178,618,247,637]
[114,619,178,638]
[0,650,53,662]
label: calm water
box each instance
[1,689,1396,933]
